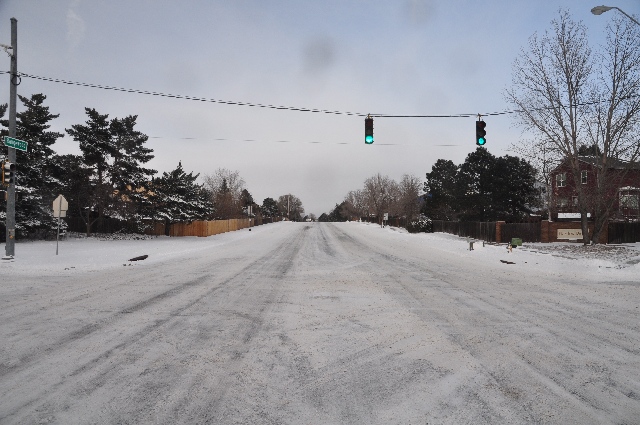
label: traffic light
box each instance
[365,116,374,144]
[476,120,487,146]
[2,161,15,186]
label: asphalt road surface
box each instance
[1,222,638,424]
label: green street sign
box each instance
[3,136,28,152]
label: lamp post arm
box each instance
[612,6,640,26]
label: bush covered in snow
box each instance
[406,215,433,233]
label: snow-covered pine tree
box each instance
[151,161,213,235]
[0,94,63,239]
[66,108,116,235]
[109,115,156,230]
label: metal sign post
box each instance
[52,194,68,255]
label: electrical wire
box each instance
[4,71,637,119]
[5,71,502,118]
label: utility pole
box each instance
[5,18,17,258]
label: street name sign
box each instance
[3,136,28,152]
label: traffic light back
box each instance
[1,161,15,186]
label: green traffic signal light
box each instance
[476,120,486,146]
[365,116,374,144]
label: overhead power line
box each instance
[4,71,636,118]
[6,71,507,118]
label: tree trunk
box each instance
[85,207,92,237]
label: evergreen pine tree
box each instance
[492,155,539,221]
[66,108,115,235]
[457,147,496,221]
[109,115,155,228]
[423,159,459,221]
[151,162,213,235]
[0,94,63,238]
[261,197,278,218]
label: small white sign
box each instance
[383,213,389,221]
[558,229,583,239]
[52,194,68,218]
[558,213,591,219]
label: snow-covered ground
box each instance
[1,221,639,424]
[3,221,639,279]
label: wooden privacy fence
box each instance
[608,221,640,244]
[147,217,280,237]
[501,222,542,243]
[433,219,639,244]
[169,219,251,237]
[432,220,497,242]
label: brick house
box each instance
[550,156,640,221]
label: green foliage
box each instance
[65,108,157,234]
[150,161,213,229]
[240,189,253,207]
[327,202,349,222]
[423,147,539,223]
[0,94,63,238]
[261,197,279,218]
[456,147,496,221]
[423,159,459,220]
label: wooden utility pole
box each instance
[5,18,17,258]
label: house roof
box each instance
[552,156,640,172]
[577,156,640,170]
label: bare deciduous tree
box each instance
[397,174,423,221]
[277,194,304,221]
[509,140,562,221]
[363,173,397,225]
[506,10,640,244]
[584,15,640,242]
[343,189,367,220]
[203,168,246,219]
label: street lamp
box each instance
[591,5,640,26]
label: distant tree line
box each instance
[0,94,304,239]
[319,173,422,224]
[320,147,539,227]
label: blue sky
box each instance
[0,0,637,216]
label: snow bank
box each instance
[2,222,639,281]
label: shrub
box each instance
[406,215,433,233]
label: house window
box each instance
[620,193,639,209]
[581,170,588,184]
[557,198,568,208]
[556,173,567,188]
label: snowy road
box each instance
[1,222,639,424]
